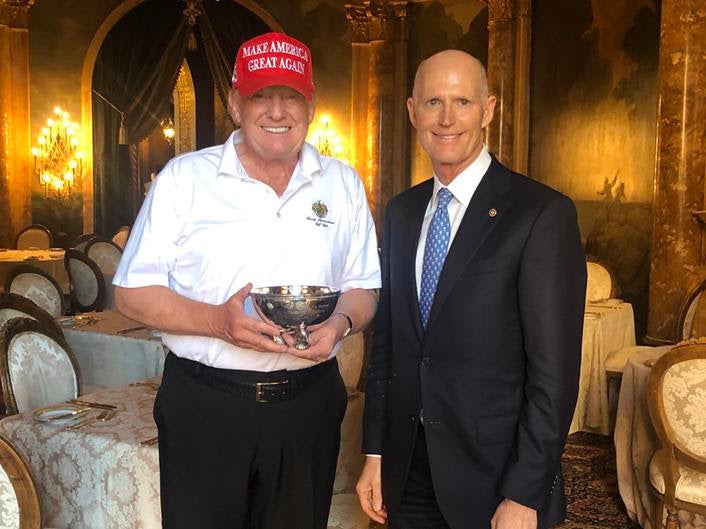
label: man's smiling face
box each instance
[407,51,496,183]
[230,86,314,164]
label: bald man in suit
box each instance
[356,50,586,529]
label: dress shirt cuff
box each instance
[364,454,382,458]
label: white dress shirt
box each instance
[114,130,381,371]
[415,147,492,296]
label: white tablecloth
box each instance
[0,381,161,529]
[571,301,636,434]
[615,346,706,529]
[0,248,68,293]
[0,376,366,529]
[60,310,167,389]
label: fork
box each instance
[65,409,114,430]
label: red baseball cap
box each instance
[232,32,315,100]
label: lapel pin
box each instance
[488,208,497,218]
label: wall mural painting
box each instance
[531,0,660,338]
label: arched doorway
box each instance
[79,0,282,232]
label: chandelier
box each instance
[31,106,84,199]
[307,114,347,161]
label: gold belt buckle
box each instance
[255,380,288,403]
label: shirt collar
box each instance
[217,130,323,182]
[431,146,492,208]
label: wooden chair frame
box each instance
[0,317,82,416]
[64,249,106,313]
[0,433,41,528]
[71,232,96,252]
[4,264,66,317]
[647,343,706,529]
[14,224,51,250]
[0,292,64,340]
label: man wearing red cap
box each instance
[114,32,380,529]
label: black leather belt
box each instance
[168,352,335,403]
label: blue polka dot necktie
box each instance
[419,187,453,329]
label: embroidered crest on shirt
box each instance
[307,200,334,227]
[312,200,328,218]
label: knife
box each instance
[70,399,117,410]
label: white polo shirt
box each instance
[114,131,381,371]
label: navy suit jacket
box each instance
[363,157,586,529]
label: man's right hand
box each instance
[356,456,387,523]
[211,283,288,353]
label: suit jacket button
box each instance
[420,356,430,367]
[411,415,417,423]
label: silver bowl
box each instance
[250,285,340,350]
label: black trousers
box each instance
[389,426,452,529]
[154,353,348,529]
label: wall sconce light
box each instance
[308,114,347,161]
[31,106,83,199]
[161,117,175,144]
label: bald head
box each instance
[413,50,489,108]
[406,49,496,183]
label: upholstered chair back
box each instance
[585,261,615,302]
[0,293,63,340]
[85,237,123,276]
[4,265,64,318]
[337,332,365,390]
[14,224,51,250]
[0,318,80,415]
[64,250,105,313]
[111,226,130,249]
[71,233,96,252]
[677,279,706,341]
[661,357,706,459]
[0,434,41,528]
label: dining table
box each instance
[58,309,167,389]
[615,345,706,529]
[0,248,68,293]
[570,299,636,435]
[0,372,366,529]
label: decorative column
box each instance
[485,0,531,173]
[346,0,411,228]
[0,0,33,247]
[647,0,706,341]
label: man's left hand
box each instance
[490,498,537,529]
[284,314,348,362]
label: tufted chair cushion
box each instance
[6,267,64,317]
[649,449,706,506]
[85,239,122,275]
[586,261,613,302]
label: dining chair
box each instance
[14,224,51,251]
[0,293,63,340]
[586,259,619,302]
[0,433,42,528]
[0,317,81,415]
[84,237,123,276]
[4,265,65,318]
[64,250,105,313]
[71,233,96,253]
[646,342,706,529]
[111,225,130,249]
[328,332,369,529]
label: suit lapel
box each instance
[398,180,432,343]
[425,159,514,332]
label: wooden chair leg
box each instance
[665,508,680,529]
[652,495,664,529]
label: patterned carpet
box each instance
[557,432,640,529]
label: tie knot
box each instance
[437,188,453,207]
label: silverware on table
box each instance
[139,435,159,447]
[64,409,113,430]
[70,399,117,410]
[117,326,148,335]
